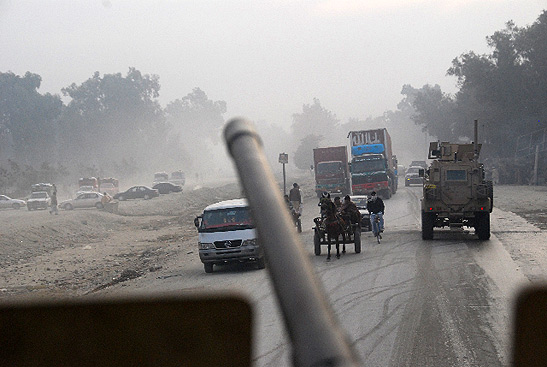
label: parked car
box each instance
[31,183,55,195]
[27,191,50,210]
[113,186,159,201]
[405,166,424,186]
[169,170,186,186]
[152,182,183,194]
[0,195,26,209]
[76,185,96,196]
[350,195,371,232]
[59,192,104,210]
[410,160,428,169]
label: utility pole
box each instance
[532,144,540,186]
[279,153,288,195]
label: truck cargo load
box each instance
[99,177,119,196]
[348,128,398,199]
[78,177,98,191]
[313,146,351,197]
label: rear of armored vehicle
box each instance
[421,158,492,240]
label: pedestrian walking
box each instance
[49,190,58,215]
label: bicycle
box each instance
[370,212,383,244]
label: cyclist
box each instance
[366,191,385,236]
[284,194,294,211]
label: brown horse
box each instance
[322,206,347,261]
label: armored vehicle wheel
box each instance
[354,227,361,253]
[204,263,214,273]
[382,189,391,200]
[95,202,103,209]
[475,212,490,240]
[486,181,494,213]
[421,211,434,240]
[314,232,321,256]
[12,203,20,209]
[64,203,73,210]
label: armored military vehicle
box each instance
[421,120,493,240]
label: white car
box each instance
[59,192,104,210]
[350,195,372,232]
[27,191,51,210]
[0,195,26,209]
[76,185,96,196]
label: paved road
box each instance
[106,185,531,367]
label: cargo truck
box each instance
[98,177,119,196]
[78,177,99,191]
[348,128,398,199]
[313,146,351,197]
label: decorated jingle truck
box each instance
[347,128,398,199]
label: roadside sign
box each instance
[279,153,288,164]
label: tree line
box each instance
[1,11,545,194]
[290,10,547,183]
[0,68,227,195]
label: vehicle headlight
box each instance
[242,239,257,247]
[198,242,215,250]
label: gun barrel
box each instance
[224,118,361,367]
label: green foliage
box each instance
[291,98,339,143]
[0,71,63,163]
[293,134,323,170]
[165,88,227,171]
[408,10,547,158]
[0,160,68,197]
[165,87,226,144]
[59,68,167,168]
[290,99,338,170]
[1,68,230,183]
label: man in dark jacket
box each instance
[289,183,302,213]
[341,195,361,226]
[49,190,58,215]
[366,191,384,233]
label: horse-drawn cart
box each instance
[312,216,362,257]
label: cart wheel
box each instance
[354,227,361,253]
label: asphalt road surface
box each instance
[99,184,535,367]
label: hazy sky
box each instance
[1,1,545,129]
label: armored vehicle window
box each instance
[446,170,467,181]
[431,169,440,182]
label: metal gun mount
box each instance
[224,118,362,367]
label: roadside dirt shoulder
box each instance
[0,182,243,300]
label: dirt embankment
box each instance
[0,182,243,300]
[493,185,547,229]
